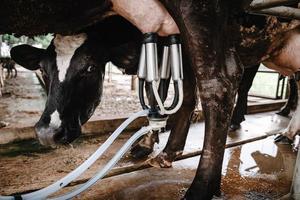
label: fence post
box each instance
[292,150,300,199]
[131,75,137,91]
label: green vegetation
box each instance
[1,34,53,48]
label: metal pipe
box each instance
[249,0,299,11]
[179,44,184,80]
[145,43,158,82]
[137,44,146,79]
[159,46,171,103]
[160,46,171,79]
[143,33,159,83]
[170,43,181,81]
[248,6,300,20]
[21,130,279,192]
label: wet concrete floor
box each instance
[0,111,298,199]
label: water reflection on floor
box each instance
[74,112,297,199]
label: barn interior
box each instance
[0,0,300,200]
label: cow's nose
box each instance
[35,121,82,146]
[34,110,65,146]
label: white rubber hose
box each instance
[50,126,153,200]
[0,109,148,200]
[152,80,183,115]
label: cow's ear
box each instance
[11,44,46,70]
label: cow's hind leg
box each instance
[148,52,196,168]
[130,82,160,159]
[159,0,242,199]
[277,77,298,117]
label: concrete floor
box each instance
[68,112,297,200]
[0,111,297,199]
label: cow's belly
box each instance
[111,0,179,36]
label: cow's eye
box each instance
[86,65,96,73]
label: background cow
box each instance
[0,57,17,78]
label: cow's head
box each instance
[11,16,141,146]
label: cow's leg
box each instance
[159,1,242,199]
[131,52,196,160]
[281,80,300,140]
[130,81,161,159]
[148,53,196,167]
[13,66,17,78]
[277,77,298,117]
[6,68,10,79]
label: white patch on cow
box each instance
[50,110,61,128]
[54,34,87,82]
[282,80,300,139]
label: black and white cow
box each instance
[8,1,300,199]
[11,16,145,145]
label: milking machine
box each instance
[0,33,184,200]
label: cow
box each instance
[280,76,300,145]
[276,76,298,117]
[0,57,17,78]
[5,1,300,199]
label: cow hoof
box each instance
[130,145,153,159]
[0,121,8,128]
[147,152,173,168]
[130,132,159,159]
[59,131,81,145]
[36,130,57,147]
[292,135,300,152]
[276,109,290,117]
[274,134,293,144]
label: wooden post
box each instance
[248,6,300,20]
[291,150,300,199]
[131,75,137,91]
[249,0,299,10]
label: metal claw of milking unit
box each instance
[138,32,184,132]
[0,33,184,200]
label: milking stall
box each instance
[1,0,300,199]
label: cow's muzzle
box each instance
[35,123,81,146]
